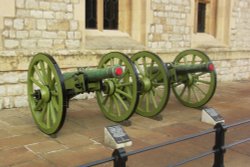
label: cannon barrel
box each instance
[172,62,215,74]
[83,66,123,82]
[63,66,123,83]
[147,62,214,76]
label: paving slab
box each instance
[0,80,249,167]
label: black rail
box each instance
[79,119,250,167]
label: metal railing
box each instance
[79,119,250,167]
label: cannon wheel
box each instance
[27,53,66,135]
[131,51,170,117]
[96,52,139,122]
[172,49,217,108]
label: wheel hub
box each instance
[141,77,152,92]
[187,74,194,86]
[38,86,51,102]
[32,90,42,100]
[103,80,115,95]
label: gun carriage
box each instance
[27,52,139,135]
[27,50,216,135]
[131,50,216,117]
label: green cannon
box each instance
[27,50,216,135]
[27,52,139,135]
[130,49,217,117]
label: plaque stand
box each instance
[201,107,225,125]
[104,125,132,149]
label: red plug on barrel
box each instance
[208,63,215,71]
[115,67,123,76]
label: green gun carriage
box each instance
[27,52,140,135]
[130,49,216,117]
[27,49,216,135]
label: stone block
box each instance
[155,24,163,33]
[37,19,47,30]
[53,39,65,49]
[44,11,55,19]
[56,12,64,19]
[166,42,172,48]
[39,1,50,10]
[0,51,16,57]
[152,42,158,49]
[65,40,80,49]
[70,20,78,30]
[58,31,67,38]
[16,0,25,8]
[4,40,19,49]
[148,34,153,40]
[17,9,30,17]
[221,61,231,68]
[74,32,81,39]
[3,97,14,109]
[9,30,16,38]
[67,4,73,12]
[38,39,53,48]
[30,30,42,38]
[239,66,249,72]
[25,18,36,30]
[21,39,37,49]
[47,20,69,31]
[51,2,67,11]
[42,31,58,39]
[234,72,250,80]
[30,10,43,18]
[185,27,190,34]
[14,96,28,108]
[71,0,79,3]
[7,84,24,96]
[25,0,39,9]
[236,59,249,66]
[218,67,230,75]
[14,19,24,30]
[65,13,73,19]
[4,19,13,27]
[16,31,29,39]
[0,85,6,96]
[181,13,186,19]
[178,41,185,47]
[19,72,27,83]
[159,41,165,48]
[2,31,9,38]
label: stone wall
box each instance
[231,0,250,48]
[148,0,191,50]
[2,0,81,51]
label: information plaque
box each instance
[201,107,225,125]
[104,125,132,149]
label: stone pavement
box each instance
[0,80,249,167]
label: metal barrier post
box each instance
[213,123,227,167]
[112,148,128,167]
